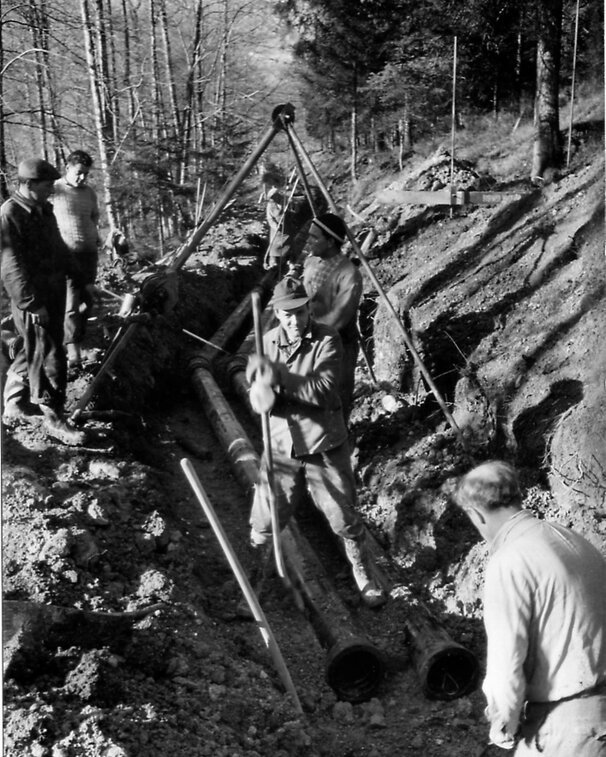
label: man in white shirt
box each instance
[454,460,606,755]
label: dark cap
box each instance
[17,158,61,182]
[270,277,309,310]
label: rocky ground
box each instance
[2,110,604,757]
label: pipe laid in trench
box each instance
[187,280,384,701]
[222,290,479,701]
[188,355,384,702]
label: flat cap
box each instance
[270,276,309,310]
[17,158,61,182]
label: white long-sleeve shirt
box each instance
[483,510,606,740]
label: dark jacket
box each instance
[1,193,79,312]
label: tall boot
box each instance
[343,535,387,609]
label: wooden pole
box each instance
[251,291,287,579]
[180,458,303,714]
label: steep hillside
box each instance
[2,99,604,757]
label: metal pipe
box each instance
[170,104,295,272]
[405,597,479,700]
[284,122,467,451]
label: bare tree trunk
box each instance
[0,12,9,200]
[180,0,204,183]
[80,0,118,229]
[149,0,161,146]
[38,0,66,165]
[531,0,563,180]
[159,0,180,138]
[105,2,120,143]
[120,0,137,130]
[350,65,358,182]
[28,0,49,158]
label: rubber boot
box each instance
[343,535,387,609]
[235,542,274,619]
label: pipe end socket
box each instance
[417,643,480,700]
[325,636,384,703]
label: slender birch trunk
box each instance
[80,0,118,229]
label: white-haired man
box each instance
[454,460,606,754]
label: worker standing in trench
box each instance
[261,165,292,272]
[1,158,88,445]
[245,276,386,608]
[300,213,362,426]
[454,460,606,755]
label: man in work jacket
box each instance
[245,275,386,608]
[302,212,362,424]
[454,460,606,755]
[1,158,87,445]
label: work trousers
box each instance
[3,299,67,411]
[64,247,97,345]
[516,693,606,756]
[250,442,364,545]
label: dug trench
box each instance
[2,137,605,757]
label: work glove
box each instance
[249,376,275,414]
[247,356,278,414]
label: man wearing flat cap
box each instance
[244,275,386,608]
[302,212,362,424]
[1,157,87,445]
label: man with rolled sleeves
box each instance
[245,276,386,608]
[1,157,87,445]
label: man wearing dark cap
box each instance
[454,461,606,754]
[245,276,386,608]
[1,157,87,445]
[302,212,362,423]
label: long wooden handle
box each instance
[250,292,287,580]
[180,459,302,714]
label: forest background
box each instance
[1,0,603,259]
